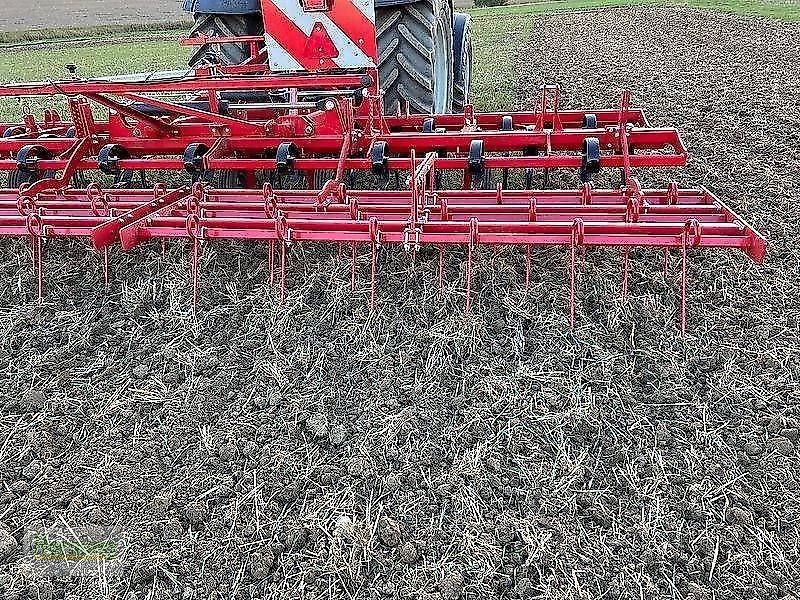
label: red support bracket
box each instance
[93,185,190,250]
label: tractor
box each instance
[182,0,472,114]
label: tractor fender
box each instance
[374,0,423,6]
[375,0,454,9]
[452,12,470,83]
[182,0,261,14]
[184,0,445,14]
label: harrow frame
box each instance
[0,50,766,331]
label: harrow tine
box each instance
[569,219,585,327]
[350,241,357,291]
[681,236,687,334]
[680,219,701,334]
[437,246,445,294]
[25,212,45,301]
[369,217,379,312]
[280,241,287,304]
[269,240,275,285]
[191,238,199,312]
[622,247,630,301]
[569,243,575,327]
[524,244,532,291]
[103,246,110,288]
[465,244,473,314]
[465,217,478,314]
[187,216,201,313]
[33,230,43,301]
[370,242,377,312]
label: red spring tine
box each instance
[465,244,473,314]
[25,212,44,301]
[280,241,286,304]
[370,242,377,312]
[681,231,687,334]
[570,218,585,327]
[525,245,532,291]
[269,240,275,285]
[36,236,43,302]
[86,185,112,286]
[192,237,199,312]
[263,185,276,286]
[275,212,288,304]
[681,219,702,334]
[103,247,110,288]
[350,241,356,291]
[438,246,444,294]
[622,247,630,301]
[466,217,478,314]
[369,217,379,312]
[186,213,201,313]
[569,239,575,327]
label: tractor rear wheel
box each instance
[376,0,454,115]
[187,13,265,67]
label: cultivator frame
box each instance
[0,17,766,330]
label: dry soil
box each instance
[0,6,798,600]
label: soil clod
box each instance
[439,571,465,600]
[768,436,794,455]
[399,540,419,564]
[329,422,347,446]
[0,526,17,562]
[378,517,402,547]
[307,413,329,438]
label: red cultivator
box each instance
[0,9,766,331]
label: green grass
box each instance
[0,21,190,45]
[0,41,189,122]
[0,41,187,83]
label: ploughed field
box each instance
[0,0,185,32]
[0,6,798,600]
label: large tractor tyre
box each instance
[187,13,265,67]
[376,0,455,115]
[451,12,473,113]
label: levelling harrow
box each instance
[0,2,766,331]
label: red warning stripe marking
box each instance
[326,1,378,63]
[261,1,338,71]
